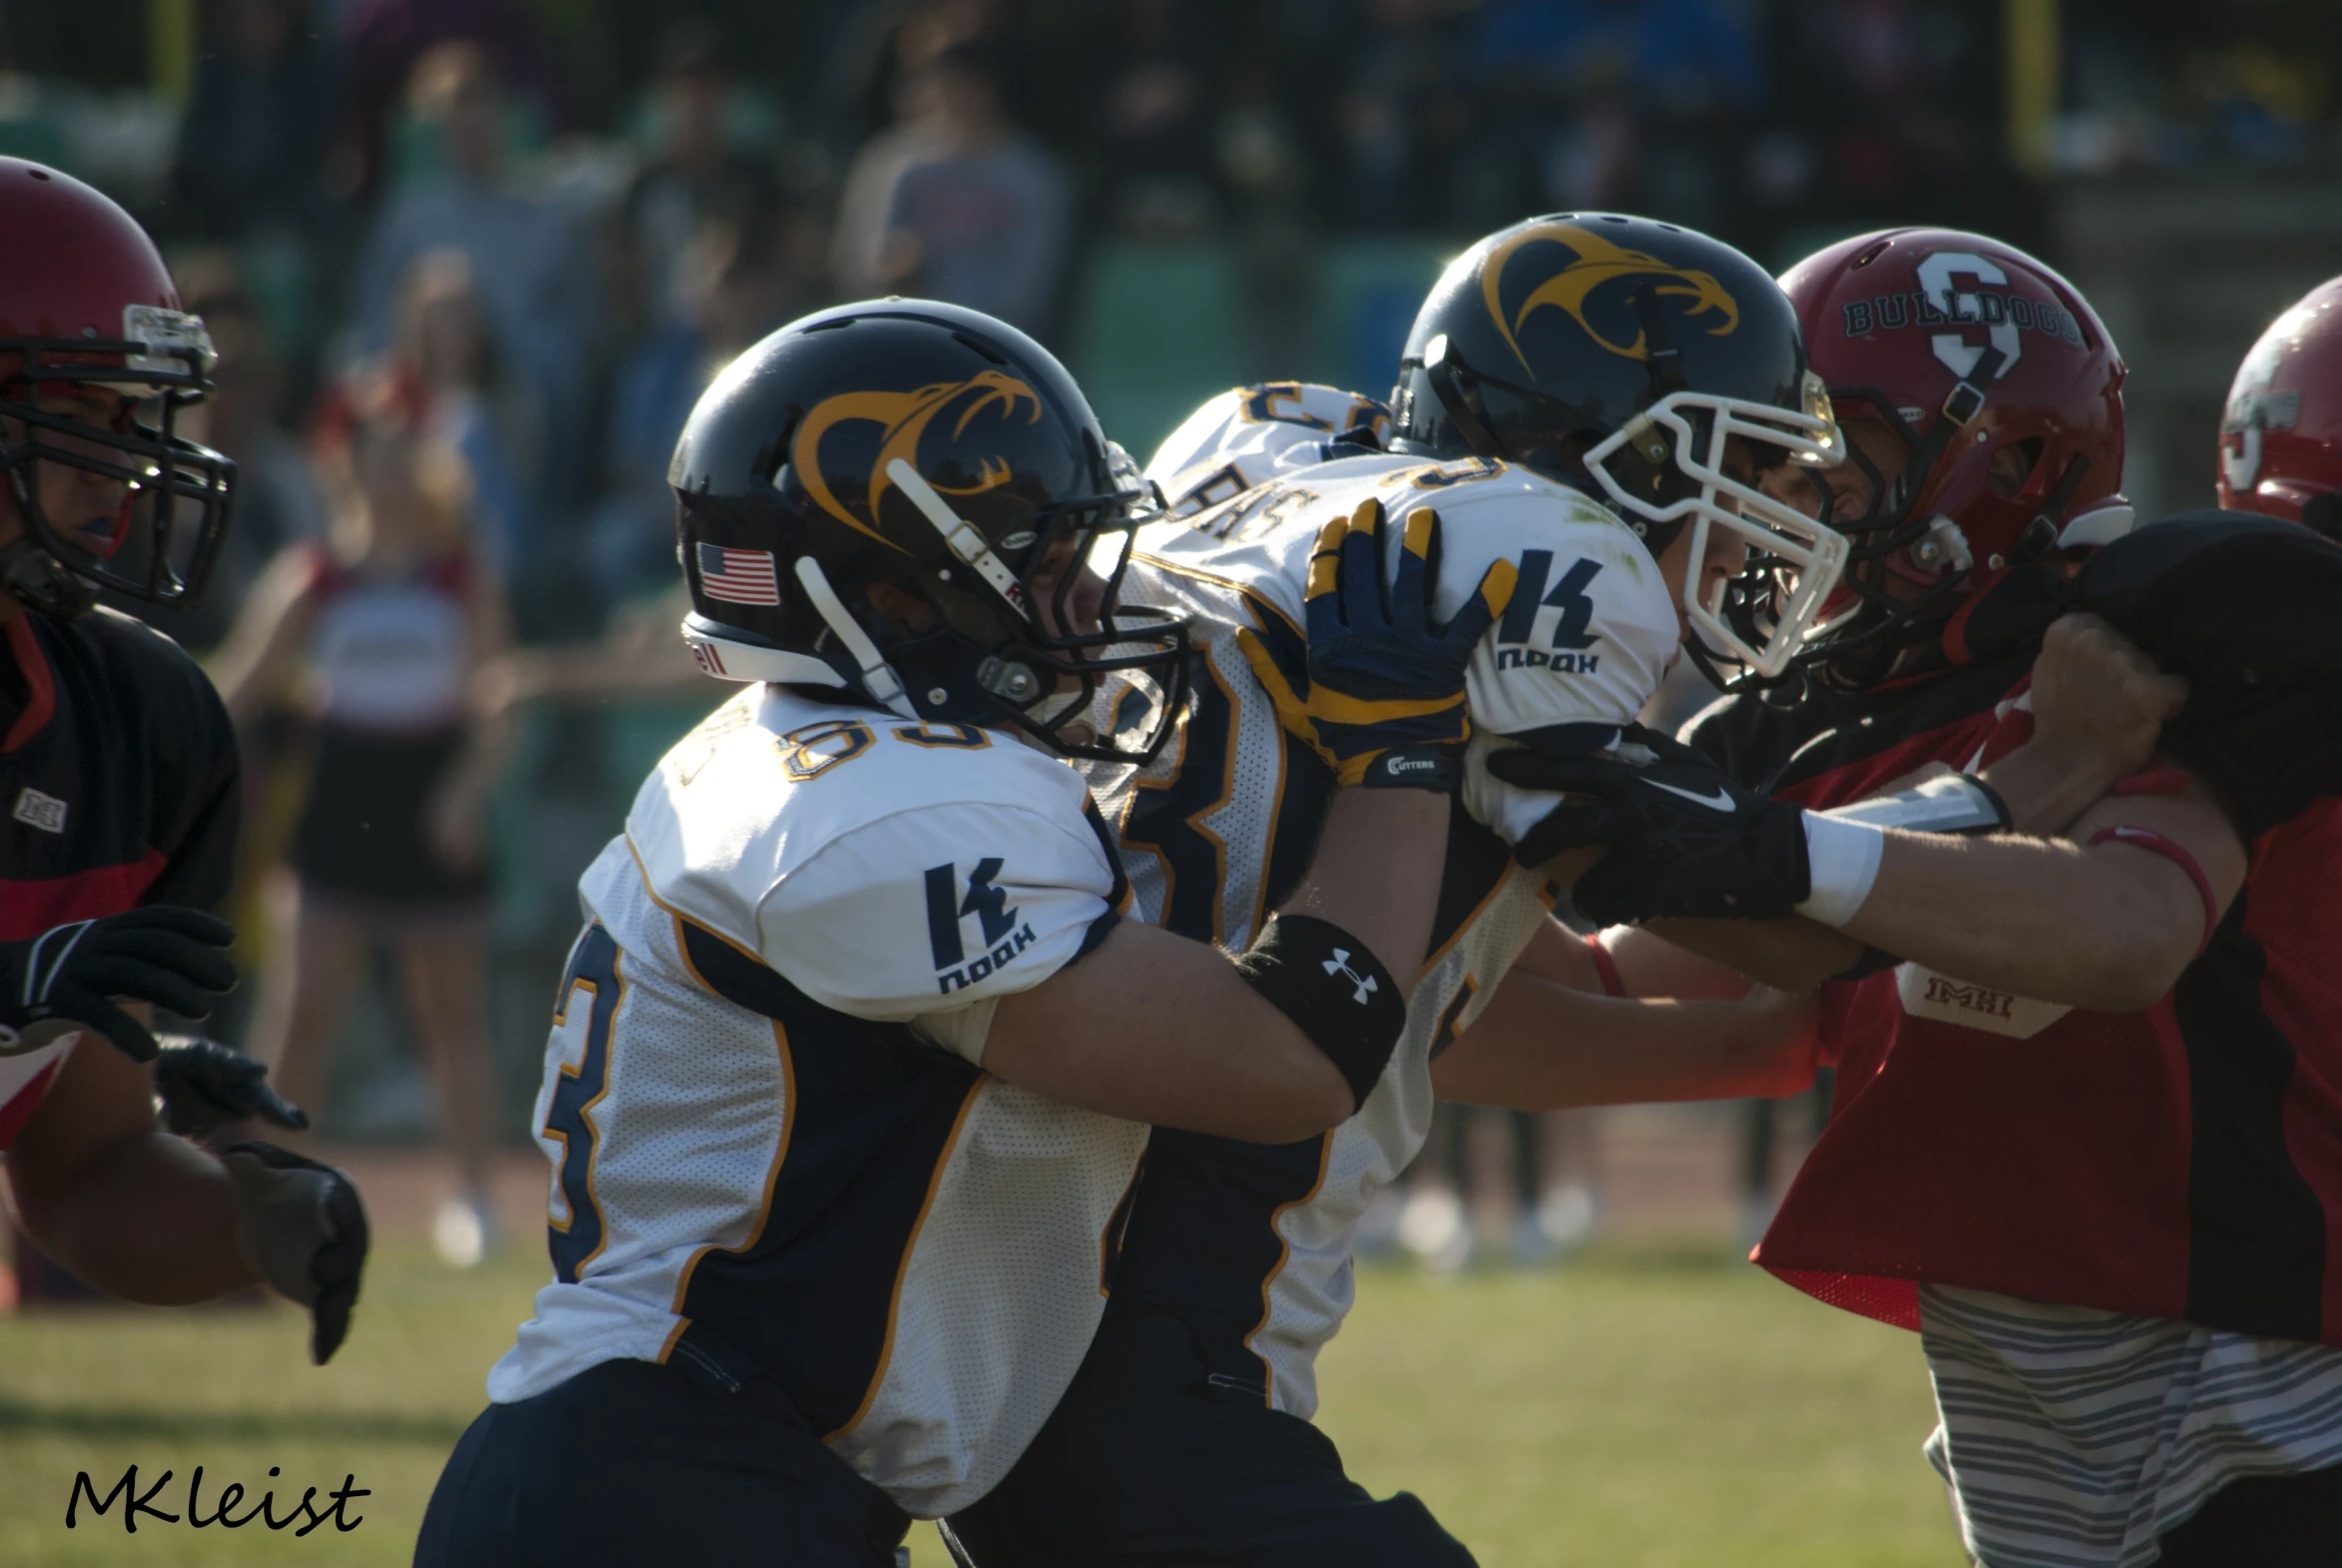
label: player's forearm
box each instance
[1834,829,2196,1010]
[1431,971,1816,1110]
[1631,916,1863,995]
[1977,739,2129,836]
[986,922,1352,1141]
[1276,786,1449,997]
[1583,923,1760,1000]
[11,1132,258,1304]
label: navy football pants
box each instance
[947,1305,1476,1568]
[414,1357,910,1567]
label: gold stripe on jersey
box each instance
[825,1077,990,1444]
[1244,1131,1335,1404]
[1134,551,1304,634]
[617,835,805,1369]
[660,1013,794,1366]
[1432,975,1480,1056]
[625,834,771,972]
[1429,863,1529,971]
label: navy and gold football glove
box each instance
[1239,498,1515,788]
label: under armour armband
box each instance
[1232,914,1408,1112]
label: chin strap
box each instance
[793,556,914,717]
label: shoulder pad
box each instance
[626,688,1095,944]
[2073,510,2342,837]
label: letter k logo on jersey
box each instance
[1492,549,1605,677]
[925,859,1039,995]
[1322,948,1379,1005]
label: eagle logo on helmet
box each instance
[791,369,1042,548]
[1480,222,1740,373]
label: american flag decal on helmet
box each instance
[697,544,781,605]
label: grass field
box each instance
[0,1242,1960,1566]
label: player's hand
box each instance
[1237,498,1516,786]
[0,907,239,1065]
[222,1142,369,1365]
[1483,727,1811,925]
[2027,611,2187,788]
[153,1036,309,1139]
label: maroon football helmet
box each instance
[1768,228,2128,683]
[2218,276,2342,536]
[0,158,236,619]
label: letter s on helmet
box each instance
[2218,275,2342,538]
[0,158,236,620]
[1388,212,1848,679]
[1777,228,2129,686]
[668,299,1188,763]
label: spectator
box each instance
[829,20,952,307]
[1092,0,1225,240]
[352,40,593,514]
[169,0,339,242]
[590,220,793,608]
[393,249,534,577]
[615,24,789,336]
[209,368,513,1269]
[337,0,556,204]
[834,41,1069,335]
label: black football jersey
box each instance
[0,605,239,938]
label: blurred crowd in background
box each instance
[9,0,2339,1262]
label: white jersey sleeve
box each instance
[1145,383,1391,517]
[1132,453,1681,845]
[623,687,1124,1061]
[757,800,1119,1049]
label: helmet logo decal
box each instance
[2221,336,2297,493]
[791,370,1042,548]
[1479,222,1739,372]
[1916,252,2024,382]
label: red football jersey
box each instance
[1699,662,2342,1345]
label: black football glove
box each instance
[222,1142,369,1365]
[153,1036,309,1139]
[1484,726,1812,926]
[0,907,238,1064]
[1237,497,1516,786]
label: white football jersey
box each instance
[1147,383,1392,518]
[486,684,1150,1519]
[1090,425,1680,1418]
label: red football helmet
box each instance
[1766,228,2128,683]
[2217,276,2342,536]
[0,158,235,618]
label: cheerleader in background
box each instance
[212,365,513,1266]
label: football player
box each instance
[414,299,1509,1567]
[944,215,1852,1566]
[1507,239,2342,1564]
[0,158,365,1362]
